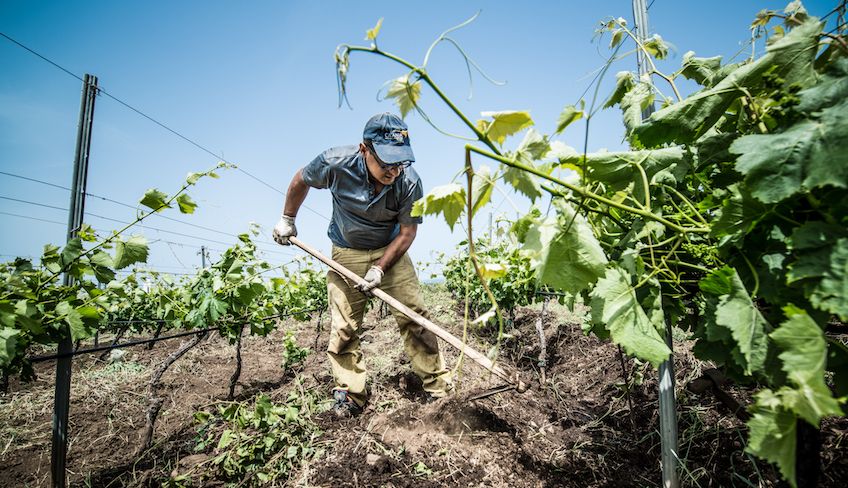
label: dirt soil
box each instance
[1,285,846,487]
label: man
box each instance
[272,112,453,416]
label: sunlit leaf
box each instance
[176,193,198,214]
[480,111,534,146]
[386,74,421,119]
[140,188,170,212]
[365,17,384,41]
[555,102,584,135]
[589,266,671,367]
[113,235,149,270]
[411,183,465,231]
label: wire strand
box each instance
[0,32,330,223]
[0,170,293,249]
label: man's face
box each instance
[361,143,407,186]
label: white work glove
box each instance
[356,265,384,295]
[272,215,296,245]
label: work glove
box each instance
[356,265,383,295]
[272,215,296,245]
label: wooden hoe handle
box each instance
[289,236,516,386]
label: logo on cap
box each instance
[385,129,408,144]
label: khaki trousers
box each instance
[326,245,452,407]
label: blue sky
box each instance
[0,1,839,278]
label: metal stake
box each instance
[51,73,98,488]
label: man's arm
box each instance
[283,169,310,217]
[273,169,311,245]
[356,223,417,293]
[376,223,417,272]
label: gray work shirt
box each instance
[301,145,423,250]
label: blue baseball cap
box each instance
[362,112,415,165]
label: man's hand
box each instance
[272,215,297,245]
[356,265,383,295]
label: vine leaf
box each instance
[479,110,533,146]
[604,71,635,109]
[679,51,724,86]
[386,74,421,119]
[113,235,149,270]
[589,266,671,367]
[730,99,848,204]
[140,189,171,212]
[796,58,848,114]
[89,250,116,283]
[620,76,654,140]
[501,129,550,202]
[176,193,198,214]
[470,165,495,217]
[365,18,384,41]
[554,102,584,135]
[701,266,771,376]
[479,263,507,281]
[59,238,84,268]
[710,184,767,248]
[411,183,465,231]
[632,19,821,147]
[771,305,843,425]
[787,225,848,320]
[524,200,607,294]
[746,389,798,487]
[0,328,20,369]
[557,146,688,205]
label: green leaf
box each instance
[186,172,201,185]
[502,129,549,202]
[620,78,654,139]
[746,389,798,487]
[604,72,635,109]
[698,265,735,296]
[642,34,669,60]
[632,19,822,147]
[0,327,20,368]
[113,235,149,269]
[589,266,671,367]
[480,111,534,146]
[176,193,197,214]
[60,238,84,268]
[365,17,383,41]
[710,184,767,247]
[218,429,234,449]
[730,99,848,203]
[679,51,724,86]
[89,250,116,283]
[140,188,170,212]
[523,200,608,294]
[796,58,848,114]
[787,236,848,320]
[470,165,495,217]
[55,301,91,341]
[510,207,542,243]
[479,263,507,281]
[609,29,625,49]
[555,103,584,135]
[710,267,772,375]
[771,306,843,425]
[386,74,421,119]
[410,184,465,231]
